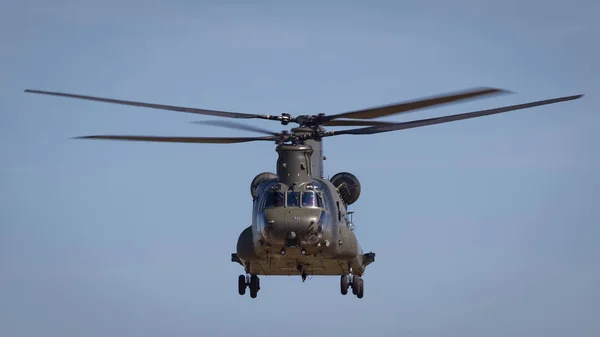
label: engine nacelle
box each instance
[250,172,278,199]
[330,172,361,205]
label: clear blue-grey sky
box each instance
[2,1,599,336]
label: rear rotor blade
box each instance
[324,87,511,121]
[73,135,278,144]
[189,120,277,135]
[25,89,279,121]
[327,94,583,136]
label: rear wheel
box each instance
[238,275,246,295]
[357,278,364,299]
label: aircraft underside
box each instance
[234,251,366,276]
[231,233,375,299]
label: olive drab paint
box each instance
[234,135,374,298]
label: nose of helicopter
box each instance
[264,207,322,242]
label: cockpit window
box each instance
[301,191,324,208]
[287,191,300,207]
[265,190,324,208]
[265,191,284,208]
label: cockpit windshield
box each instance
[265,191,284,208]
[301,191,324,208]
[263,189,324,209]
[287,191,300,207]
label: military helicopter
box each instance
[24,87,582,299]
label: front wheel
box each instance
[340,275,349,295]
[351,275,360,295]
[249,274,259,298]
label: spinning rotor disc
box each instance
[24,87,583,144]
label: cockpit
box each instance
[300,191,323,208]
[264,190,324,209]
[265,191,284,208]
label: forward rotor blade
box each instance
[189,120,277,135]
[73,135,278,144]
[24,89,279,121]
[324,87,511,120]
[328,94,583,136]
[322,119,395,127]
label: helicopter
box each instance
[24,87,583,299]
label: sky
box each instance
[1,0,599,336]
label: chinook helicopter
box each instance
[24,87,582,299]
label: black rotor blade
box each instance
[189,120,277,135]
[73,135,278,144]
[324,87,511,121]
[322,119,395,127]
[327,94,583,136]
[24,89,279,121]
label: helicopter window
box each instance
[287,191,300,207]
[265,191,284,208]
[301,191,323,208]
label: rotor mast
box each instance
[290,127,324,179]
[276,143,314,186]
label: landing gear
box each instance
[238,274,260,298]
[340,274,364,298]
[238,275,246,295]
[249,274,260,298]
[356,277,364,299]
[340,275,349,295]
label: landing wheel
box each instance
[238,275,246,295]
[351,275,360,295]
[340,275,349,295]
[249,274,260,298]
[350,275,364,298]
[357,278,364,299]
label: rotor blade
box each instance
[327,94,583,136]
[72,135,278,144]
[324,87,511,120]
[322,119,395,127]
[24,89,280,121]
[189,120,277,135]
